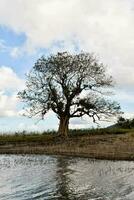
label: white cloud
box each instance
[123,112,134,119]
[10,47,20,58]
[0,39,8,52]
[70,115,115,129]
[0,66,24,117]
[0,0,133,122]
[0,0,133,88]
[0,39,22,57]
[17,122,39,132]
[0,91,19,117]
[0,66,24,91]
[115,90,134,103]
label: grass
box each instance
[69,127,129,136]
[0,127,132,146]
[0,128,134,160]
[0,128,129,144]
[0,133,54,145]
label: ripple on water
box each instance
[0,155,134,200]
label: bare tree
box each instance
[18,52,121,137]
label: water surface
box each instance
[0,155,134,200]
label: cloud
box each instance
[70,114,116,129]
[0,91,19,117]
[0,66,24,117]
[123,112,134,119]
[17,122,39,132]
[0,38,22,57]
[0,39,8,52]
[0,66,24,91]
[114,90,134,103]
[0,0,133,88]
[10,47,21,58]
[0,0,133,123]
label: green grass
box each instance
[68,127,131,137]
[0,132,53,145]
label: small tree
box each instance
[117,116,127,128]
[18,52,121,137]
[117,117,134,129]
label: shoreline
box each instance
[0,132,134,161]
[0,147,134,161]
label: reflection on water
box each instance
[0,155,134,199]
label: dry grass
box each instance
[0,129,134,160]
[0,128,134,160]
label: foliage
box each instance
[18,52,121,136]
[117,117,134,129]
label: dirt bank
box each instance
[0,132,134,160]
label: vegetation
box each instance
[0,128,129,144]
[18,52,121,137]
[117,117,134,129]
[0,128,134,160]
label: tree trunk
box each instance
[58,116,69,137]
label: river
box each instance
[0,155,134,199]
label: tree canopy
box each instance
[18,52,121,136]
[117,117,134,129]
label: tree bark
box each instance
[58,116,69,137]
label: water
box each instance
[0,155,134,200]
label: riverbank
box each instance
[0,129,134,160]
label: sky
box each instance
[0,0,134,133]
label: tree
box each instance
[117,116,127,128]
[117,117,134,129]
[18,52,121,137]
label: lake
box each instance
[0,155,134,200]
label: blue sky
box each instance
[0,0,134,133]
[0,27,59,132]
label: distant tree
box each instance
[117,116,127,128]
[117,117,126,126]
[18,52,121,137]
[117,116,134,129]
[131,118,134,127]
